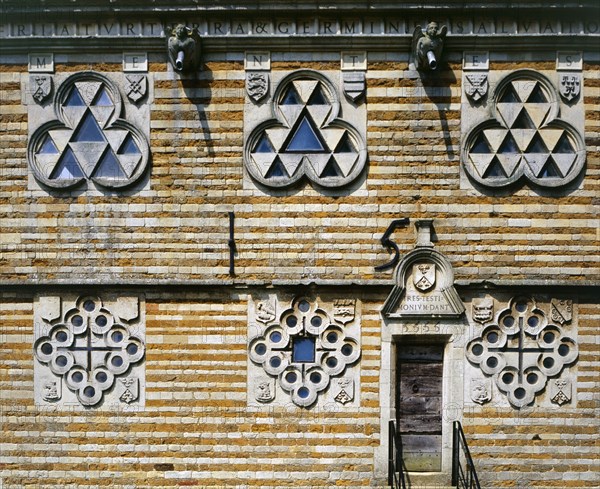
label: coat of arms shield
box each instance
[413,263,435,292]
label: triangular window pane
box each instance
[470,133,492,153]
[71,112,105,142]
[553,132,574,153]
[320,157,342,177]
[539,158,561,178]
[38,135,59,154]
[526,133,549,153]
[280,85,302,105]
[307,84,328,105]
[334,132,357,153]
[253,133,275,153]
[64,87,86,107]
[527,84,547,103]
[92,86,113,106]
[498,134,519,154]
[50,147,84,179]
[285,116,325,152]
[483,158,507,178]
[117,133,141,155]
[499,86,520,103]
[93,149,126,178]
[512,110,536,129]
[265,157,289,178]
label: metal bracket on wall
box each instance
[228,212,236,276]
[374,218,410,272]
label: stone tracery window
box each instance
[244,70,367,189]
[27,72,150,190]
[462,70,585,188]
[248,296,361,407]
[34,295,145,408]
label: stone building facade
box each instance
[0,1,598,488]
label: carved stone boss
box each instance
[467,296,578,408]
[34,295,145,407]
[249,296,360,407]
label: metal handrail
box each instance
[388,420,407,489]
[452,421,481,489]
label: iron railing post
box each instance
[452,421,458,486]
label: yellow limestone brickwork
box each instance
[0,40,599,489]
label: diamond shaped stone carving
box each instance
[34,295,145,408]
[463,70,585,188]
[248,296,360,407]
[245,70,367,189]
[466,296,578,408]
[28,72,150,190]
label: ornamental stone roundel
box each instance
[27,71,150,190]
[248,296,360,407]
[462,69,585,188]
[466,296,578,408]
[244,70,367,189]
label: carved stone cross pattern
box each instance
[466,296,578,407]
[34,296,145,406]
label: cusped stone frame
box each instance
[466,296,578,408]
[248,297,360,407]
[33,295,145,407]
[244,70,367,189]
[462,69,585,189]
[27,72,150,190]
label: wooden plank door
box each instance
[397,344,444,472]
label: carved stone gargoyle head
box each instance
[412,22,448,71]
[167,24,201,73]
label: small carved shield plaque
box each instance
[465,73,488,102]
[42,378,61,401]
[470,378,491,405]
[342,71,366,102]
[117,377,139,404]
[246,72,269,102]
[31,75,52,103]
[255,378,275,403]
[559,74,580,102]
[333,299,356,325]
[256,300,276,324]
[551,299,572,325]
[125,74,147,103]
[413,263,435,292]
[550,378,571,406]
[332,377,354,405]
[472,297,494,324]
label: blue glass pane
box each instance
[92,86,113,106]
[527,85,547,103]
[93,150,126,178]
[64,87,86,106]
[499,87,519,103]
[471,133,491,153]
[307,84,328,105]
[292,337,315,363]
[253,134,275,153]
[525,134,548,153]
[72,112,105,142]
[482,159,507,178]
[553,133,574,153]
[50,148,84,179]
[298,387,310,398]
[281,86,302,105]
[512,110,535,129]
[38,135,59,154]
[334,133,356,153]
[498,134,519,154]
[286,117,325,152]
[265,158,288,178]
[320,157,342,178]
[539,160,560,178]
[118,133,141,155]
